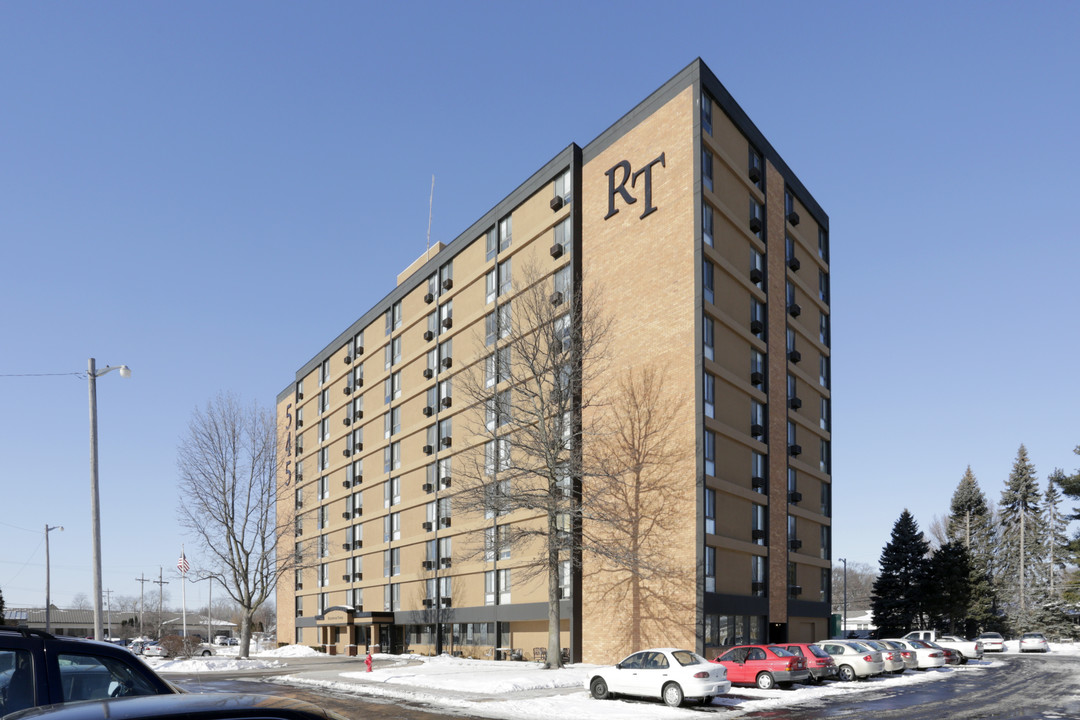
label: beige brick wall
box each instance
[580,86,698,664]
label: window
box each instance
[485,311,498,346]
[751,248,765,288]
[384,337,400,369]
[701,91,712,135]
[553,314,571,352]
[319,389,329,415]
[317,506,328,530]
[786,281,797,311]
[703,313,714,361]
[820,355,830,389]
[484,438,510,476]
[439,299,453,329]
[318,447,328,471]
[384,583,400,611]
[498,302,511,340]
[705,545,716,592]
[751,401,765,436]
[752,504,766,545]
[484,569,511,605]
[821,525,831,561]
[751,350,765,385]
[559,560,572,599]
[820,439,831,474]
[786,235,796,267]
[704,431,715,477]
[752,452,767,493]
[752,556,765,596]
[383,442,400,473]
[703,202,713,247]
[554,168,572,204]
[819,269,830,304]
[385,301,401,336]
[438,417,452,446]
[788,467,797,496]
[703,371,715,419]
[554,264,571,301]
[438,338,451,374]
[751,300,765,337]
[788,562,798,598]
[749,147,763,190]
[785,190,795,219]
[787,421,797,449]
[821,481,832,516]
[353,364,364,388]
[485,226,497,261]
[498,214,512,251]
[820,313,830,347]
[392,371,401,400]
[318,592,328,615]
[704,487,715,535]
[318,476,329,500]
[702,149,713,192]
[554,217,572,252]
[439,260,453,290]
[427,273,439,301]
[787,374,797,402]
[426,311,439,340]
[439,378,452,406]
[750,199,764,238]
[319,358,330,386]
[786,327,796,355]
[319,418,329,443]
[485,269,497,304]
[384,476,401,507]
[318,563,329,587]
[383,510,401,543]
[348,458,362,486]
[295,380,304,402]
[498,258,512,297]
[703,260,714,305]
[294,488,303,510]
[821,397,830,431]
[818,227,829,263]
[53,651,158,703]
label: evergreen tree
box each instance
[922,541,972,634]
[0,585,5,622]
[871,510,930,636]
[1043,470,1072,599]
[945,466,997,631]
[998,444,1044,630]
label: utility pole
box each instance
[45,524,63,633]
[134,574,150,637]
[153,568,169,639]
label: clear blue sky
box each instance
[2,2,1078,611]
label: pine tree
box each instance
[922,541,972,634]
[871,510,930,636]
[1043,470,1071,599]
[945,466,997,631]
[998,444,1043,630]
[0,585,5,622]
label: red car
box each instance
[711,644,810,689]
[779,643,838,683]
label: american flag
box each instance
[177,550,190,576]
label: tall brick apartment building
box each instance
[275,58,832,664]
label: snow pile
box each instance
[151,656,282,673]
[258,644,323,658]
[341,653,589,693]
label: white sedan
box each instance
[977,632,1007,652]
[588,648,730,707]
[881,638,946,669]
[1020,632,1049,652]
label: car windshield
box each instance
[845,641,869,652]
[980,633,1001,639]
[807,644,831,659]
[1023,633,1044,639]
[671,650,706,667]
[768,646,795,657]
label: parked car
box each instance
[0,627,178,717]
[815,640,885,681]
[779,643,838,683]
[977,632,1007,652]
[1020,632,1049,653]
[903,630,983,663]
[711,645,810,689]
[139,642,168,658]
[878,640,919,671]
[859,640,906,674]
[883,638,947,669]
[3,693,350,720]
[588,648,731,707]
[922,640,959,665]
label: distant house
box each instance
[840,610,877,637]
[161,615,236,639]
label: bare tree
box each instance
[453,261,610,668]
[831,561,878,615]
[70,592,91,610]
[176,393,296,658]
[584,366,692,652]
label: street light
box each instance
[45,524,63,633]
[88,357,131,641]
[839,557,848,638]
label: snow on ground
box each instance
[142,642,1080,719]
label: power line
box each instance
[0,372,84,378]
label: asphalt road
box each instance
[741,652,1080,720]
[168,652,1080,719]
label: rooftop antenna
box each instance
[426,175,435,252]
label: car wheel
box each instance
[756,672,776,690]
[662,682,684,707]
[838,664,857,682]
[700,696,713,706]
[955,652,966,665]
[589,677,610,700]
[202,650,212,656]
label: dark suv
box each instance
[0,627,178,716]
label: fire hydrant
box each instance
[365,652,373,673]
